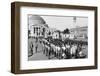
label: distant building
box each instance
[28,15,48,38]
[44,28,56,38]
[70,26,88,39]
[61,33,70,40]
[52,30,61,39]
[69,34,75,39]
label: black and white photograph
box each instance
[28,14,88,61]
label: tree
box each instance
[63,28,70,34]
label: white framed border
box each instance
[20,6,95,70]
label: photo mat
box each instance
[20,6,95,70]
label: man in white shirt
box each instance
[70,44,77,58]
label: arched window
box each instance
[42,28,45,35]
[34,27,35,33]
[36,27,38,31]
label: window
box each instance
[34,27,35,33]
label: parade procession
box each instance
[28,15,88,60]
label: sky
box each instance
[40,15,88,31]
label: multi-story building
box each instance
[28,15,49,38]
[70,26,88,40]
[52,30,61,39]
[28,15,60,39]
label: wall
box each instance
[0,0,100,76]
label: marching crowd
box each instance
[42,39,87,59]
[29,38,87,59]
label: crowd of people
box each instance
[29,38,87,60]
[42,39,87,59]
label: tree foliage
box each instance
[63,28,70,34]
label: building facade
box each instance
[28,15,49,38]
[70,26,88,39]
[52,30,61,39]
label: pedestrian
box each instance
[57,46,61,59]
[35,42,38,53]
[65,43,70,59]
[70,44,77,58]
[29,42,33,57]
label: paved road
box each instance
[28,51,59,61]
[28,38,43,54]
[28,52,49,60]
